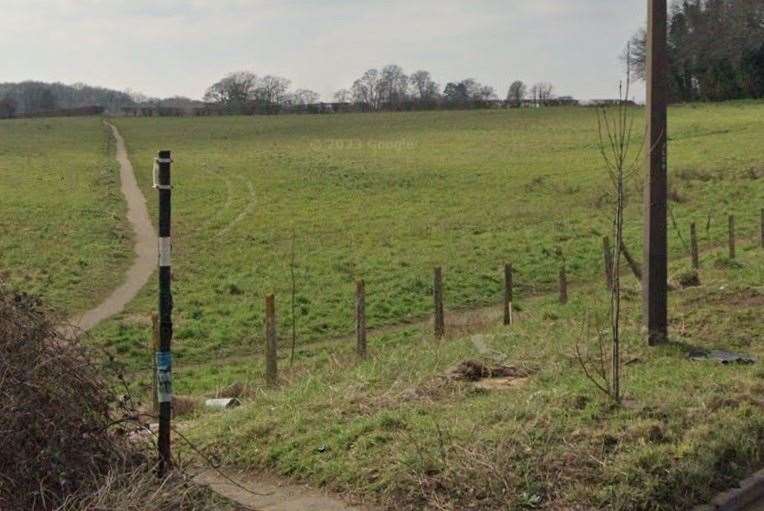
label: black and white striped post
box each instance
[154,150,173,477]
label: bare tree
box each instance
[333,89,351,103]
[478,85,497,101]
[204,71,258,107]
[290,89,321,106]
[507,80,527,106]
[379,64,409,105]
[351,69,383,110]
[254,75,291,105]
[577,49,643,404]
[529,83,540,105]
[538,82,555,103]
[410,70,440,103]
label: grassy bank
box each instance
[185,245,764,510]
[95,102,764,367]
[0,117,131,314]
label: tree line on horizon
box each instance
[629,0,764,102]
[201,66,560,114]
[2,0,762,120]
[0,82,137,118]
[0,81,204,119]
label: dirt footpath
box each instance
[195,470,374,511]
[63,122,155,336]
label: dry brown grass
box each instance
[0,284,229,510]
[0,285,139,509]
[56,465,236,511]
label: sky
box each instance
[2,0,647,102]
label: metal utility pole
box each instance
[154,150,173,476]
[643,0,669,346]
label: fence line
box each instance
[145,208,762,384]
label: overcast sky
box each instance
[2,0,647,101]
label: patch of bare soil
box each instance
[444,359,535,391]
[445,359,533,382]
[720,288,764,308]
[195,469,374,511]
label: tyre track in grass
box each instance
[62,122,155,337]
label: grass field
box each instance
[1,104,762,509]
[0,117,130,314]
[90,102,764,368]
[183,247,763,510]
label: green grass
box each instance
[93,102,764,367]
[183,247,764,510]
[0,117,131,314]
[1,104,762,510]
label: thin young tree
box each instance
[289,228,298,366]
[578,46,643,403]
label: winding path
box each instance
[64,122,155,337]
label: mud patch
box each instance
[720,288,764,308]
[689,349,756,365]
[445,359,533,384]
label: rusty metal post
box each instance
[643,0,669,345]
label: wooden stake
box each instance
[559,264,568,305]
[265,294,278,387]
[621,241,643,282]
[690,222,699,269]
[503,263,513,326]
[603,236,614,289]
[356,280,367,358]
[728,214,736,259]
[433,267,445,339]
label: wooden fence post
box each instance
[503,263,513,326]
[356,280,367,358]
[559,263,568,305]
[433,267,445,339]
[728,214,736,259]
[620,241,643,282]
[150,312,159,415]
[265,294,278,387]
[690,222,699,269]
[603,236,614,289]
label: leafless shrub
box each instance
[0,284,231,510]
[0,285,145,509]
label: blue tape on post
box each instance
[155,351,173,404]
